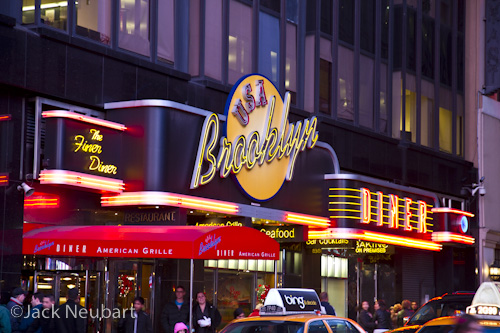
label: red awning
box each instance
[22,225,280,260]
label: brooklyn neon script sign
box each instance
[191,74,319,201]
[74,129,118,175]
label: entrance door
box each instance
[34,270,104,332]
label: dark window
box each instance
[308,320,330,333]
[458,0,465,32]
[393,6,403,69]
[422,14,435,79]
[457,33,464,91]
[320,59,332,114]
[260,0,280,13]
[407,8,416,72]
[320,0,333,35]
[440,0,452,27]
[381,0,390,59]
[287,0,299,23]
[361,0,375,53]
[339,0,354,44]
[306,0,317,32]
[440,26,452,86]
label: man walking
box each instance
[119,297,153,333]
[161,286,190,333]
[320,292,336,316]
[55,288,86,333]
[19,293,43,333]
[26,294,56,333]
[6,288,26,333]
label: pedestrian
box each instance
[319,292,336,316]
[373,299,392,333]
[233,308,245,320]
[55,288,86,333]
[19,293,43,333]
[0,290,11,333]
[118,296,153,333]
[411,301,419,312]
[6,287,26,333]
[26,294,56,333]
[192,292,221,333]
[455,314,484,333]
[397,300,414,327]
[174,322,189,333]
[358,301,376,333]
[161,285,190,333]
[391,303,402,328]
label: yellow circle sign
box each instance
[190,74,319,201]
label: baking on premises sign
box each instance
[191,74,319,201]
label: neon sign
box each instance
[74,129,118,175]
[360,188,429,233]
[191,74,319,201]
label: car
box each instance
[388,292,475,333]
[219,289,366,333]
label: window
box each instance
[361,0,375,53]
[319,59,332,114]
[40,0,68,30]
[205,0,222,80]
[118,0,150,56]
[228,0,252,84]
[308,320,330,333]
[381,0,389,59]
[359,55,374,128]
[320,0,333,35]
[401,89,417,142]
[158,0,175,64]
[338,46,354,122]
[421,80,434,147]
[76,0,112,45]
[339,0,354,44]
[380,63,388,132]
[439,87,452,152]
[407,7,416,72]
[422,14,435,79]
[326,320,356,333]
[286,23,298,103]
[440,26,452,86]
[259,12,280,87]
[22,0,35,24]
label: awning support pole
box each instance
[189,259,194,332]
[274,261,277,287]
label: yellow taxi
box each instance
[411,282,500,333]
[219,289,366,333]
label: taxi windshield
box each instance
[220,320,305,333]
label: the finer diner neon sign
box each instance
[74,129,118,175]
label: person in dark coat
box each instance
[6,287,26,333]
[55,288,86,333]
[0,291,12,333]
[19,293,44,333]
[358,301,376,333]
[161,285,190,333]
[373,299,392,333]
[26,294,56,333]
[320,292,336,316]
[118,296,153,333]
[192,292,221,333]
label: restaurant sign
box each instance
[259,226,305,243]
[191,74,320,201]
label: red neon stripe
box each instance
[431,207,474,217]
[40,170,124,193]
[42,111,126,131]
[0,114,12,121]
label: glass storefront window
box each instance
[228,0,252,84]
[259,12,280,87]
[157,0,175,64]
[118,0,150,57]
[76,0,112,45]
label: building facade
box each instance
[0,0,477,332]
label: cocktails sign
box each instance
[191,74,319,201]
